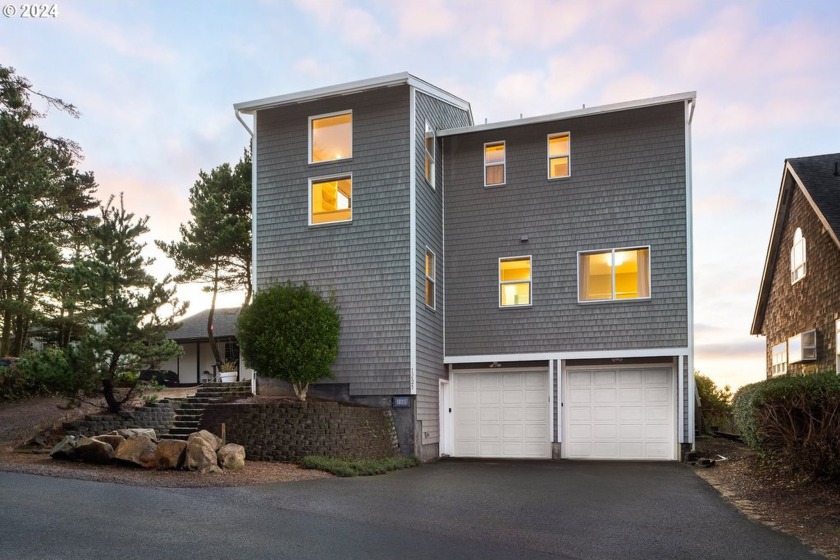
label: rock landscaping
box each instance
[50,429,245,474]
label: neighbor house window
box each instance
[309,111,352,164]
[788,330,816,363]
[499,256,531,307]
[310,175,352,225]
[425,249,436,309]
[790,227,806,284]
[771,342,787,376]
[836,319,840,374]
[485,141,506,186]
[424,122,435,188]
[578,247,650,302]
[548,133,570,178]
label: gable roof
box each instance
[751,153,840,335]
[168,307,241,342]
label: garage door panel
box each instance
[564,366,675,460]
[503,391,523,405]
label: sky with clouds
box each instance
[3,0,839,390]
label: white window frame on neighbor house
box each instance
[309,110,353,164]
[499,255,532,308]
[484,141,506,187]
[425,247,436,310]
[771,341,787,376]
[547,132,571,179]
[577,246,651,303]
[309,174,352,226]
[791,227,806,284]
[836,319,840,374]
[424,121,435,189]
[788,330,817,363]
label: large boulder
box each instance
[187,430,222,452]
[115,428,157,442]
[50,435,79,461]
[75,437,114,464]
[184,438,218,472]
[217,444,246,471]
[154,439,187,470]
[93,434,125,449]
[114,435,157,468]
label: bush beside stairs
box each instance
[162,382,252,440]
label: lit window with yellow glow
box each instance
[424,122,435,188]
[425,249,435,309]
[310,176,351,225]
[499,256,531,307]
[485,141,506,186]
[548,133,570,179]
[578,247,650,302]
[310,111,352,163]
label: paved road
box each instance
[0,460,820,559]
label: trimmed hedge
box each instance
[733,372,840,480]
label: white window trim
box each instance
[771,341,788,376]
[499,255,532,308]
[308,110,353,165]
[790,227,806,284]
[424,121,436,190]
[547,132,571,180]
[577,245,652,303]
[425,247,436,310]
[484,141,506,187]
[308,173,353,227]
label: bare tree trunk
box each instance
[207,260,222,367]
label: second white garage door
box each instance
[564,366,675,460]
[453,370,550,458]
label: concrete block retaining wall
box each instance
[199,400,400,461]
[64,401,177,437]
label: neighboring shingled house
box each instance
[752,153,840,377]
[161,307,253,384]
[235,73,696,461]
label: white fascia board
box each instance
[234,72,471,115]
[409,87,417,395]
[437,91,696,137]
[444,348,690,364]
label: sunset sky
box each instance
[3,0,839,390]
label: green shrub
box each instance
[733,372,840,480]
[300,455,420,477]
[237,281,340,401]
[0,348,72,400]
[695,372,732,432]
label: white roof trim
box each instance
[438,91,696,137]
[445,348,689,364]
[234,72,472,115]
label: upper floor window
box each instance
[790,227,806,284]
[485,141,506,186]
[499,256,531,307]
[424,122,435,188]
[579,247,650,302]
[771,342,787,376]
[425,248,436,309]
[547,133,570,179]
[310,175,351,225]
[309,111,352,164]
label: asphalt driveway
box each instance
[0,460,821,559]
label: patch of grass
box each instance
[300,455,420,477]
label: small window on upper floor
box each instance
[485,141,506,186]
[578,247,650,302]
[548,133,570,179]
[499,256,531,307]
[771,341,787,376]
[425,248,436,309]
[310,111,352,164]
[791,227,806,284]
[424,122,435,189]
[310,175,352,225]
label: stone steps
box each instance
[160,381,252,441]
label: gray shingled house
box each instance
[752,153,840,377]
[162,307,253,384]
[234,73,696,461]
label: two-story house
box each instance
[234,73,696,461]
[751,153,840,377]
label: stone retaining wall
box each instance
[65,401,176,437]
[199,400,400,461]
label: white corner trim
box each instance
[409,87,417,395]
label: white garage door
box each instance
[564,366,675,460]
[453,370,550,458]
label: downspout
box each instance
[235,108,257,396]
